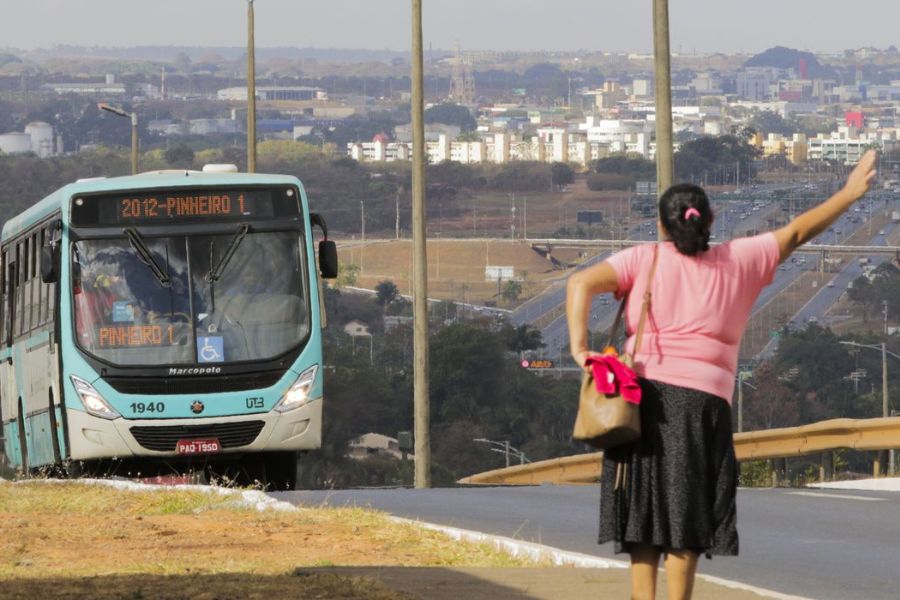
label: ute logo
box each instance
[190,401,205,414]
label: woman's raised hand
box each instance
[843,150,878,201]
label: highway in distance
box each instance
[281,485,900,600]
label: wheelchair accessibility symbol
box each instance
[197,336,224,363]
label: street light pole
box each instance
[130,111,138,175]
[841,340,898,475]
[411,0,431,489]
[98,103,138,174]
[246,0,257,173]
[735,373,756,434]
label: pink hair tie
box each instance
[684,207,701,221]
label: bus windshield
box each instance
[72,231,308,366]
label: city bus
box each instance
[0,165,337,489]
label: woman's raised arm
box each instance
[773,150,878,262]
[566,261,619,368]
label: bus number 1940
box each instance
[130,402,165,414]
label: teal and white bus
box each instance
[0,165,337,489]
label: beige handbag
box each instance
[572,244,658,449]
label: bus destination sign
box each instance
[72,188,298,226]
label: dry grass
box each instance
[0,481,535,599]
[340,239,570,304]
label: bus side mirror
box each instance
[318,240,338,279]
[40,245,58,283]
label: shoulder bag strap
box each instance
[628,243,660,363]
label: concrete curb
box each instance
[390,516,627,569]
[391,517,815,600]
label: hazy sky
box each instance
[3,1,897,55]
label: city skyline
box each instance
[1,0,898,56]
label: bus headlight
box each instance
[71,376,120,420]
[274,365,318,413]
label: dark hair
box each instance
[658,183,712,256]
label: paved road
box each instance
[281,485,900,600]
[756,216,899,360]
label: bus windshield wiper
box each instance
[207,224,250,282]
[124,228,171,288]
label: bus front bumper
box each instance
[65,399,323,461]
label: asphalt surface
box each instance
[281,485,900,600]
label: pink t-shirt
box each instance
[605,233,780,402]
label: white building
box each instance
[807,128,899,164]
[188,119,240,135]
[216,86,326,101]
[0,122,59,158]
[632,78,654,97]
[348,433,407,461]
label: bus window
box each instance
[30,232,39,330]
[15,242,24,337]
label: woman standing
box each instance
[565,151,877,600]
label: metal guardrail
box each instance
[458,417,900,485]
[337,237,900,256]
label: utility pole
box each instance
[411,0,431,489]
[395,192,400,240]
[883,341,892,475]
[523,196,528,240]
[359,200,366,275]
[653,0,674,198]
[246,0,257,173]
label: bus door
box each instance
[2,255,18,465]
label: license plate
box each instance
[175,438,221,454]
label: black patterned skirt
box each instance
[598,378,739,557]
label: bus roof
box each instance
[1,170,304,242]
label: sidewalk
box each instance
[305,566,790,599]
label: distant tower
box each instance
[160,67,166,100]
[449,44,476,106]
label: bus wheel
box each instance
[262,451,298,491]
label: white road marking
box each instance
[787,491,885,502]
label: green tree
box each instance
[429,323,507,422]
[336,263,360,288]
[501,280,523,304]
[749,110,794,136]
[674,134,760,183]
[424,103,477,132]
[164,143,195,167]
[375,280,400,308]
[550,162,575,187]
[500,324,545,359]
